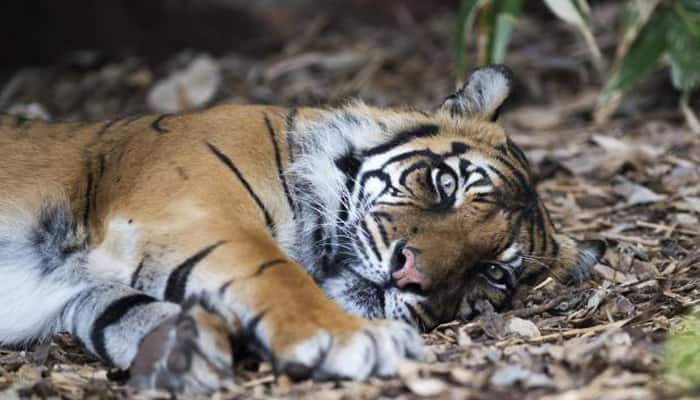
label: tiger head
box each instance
[293,65,605,331]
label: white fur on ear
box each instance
[441,64,513,120]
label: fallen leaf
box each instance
[506,318,541,338]
[612,177,666,205]
[490,365,555,388]
[404,378,447,397]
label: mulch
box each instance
[1,3,698,399]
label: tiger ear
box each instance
[440,64,514,121]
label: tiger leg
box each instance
[0,202,236,394]
[143,225,424,381]
[60,283,236,394]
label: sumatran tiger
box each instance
[0,65,604,394]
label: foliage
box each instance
[454,0,523,83]
[596,0,700,126]
[454,0,700,130]
[665,311,700,394]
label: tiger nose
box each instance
[391,246,427,290]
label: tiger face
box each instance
[318,66,605,330]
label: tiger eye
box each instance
[485,264,505,282]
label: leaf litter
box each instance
[1,3,699,399]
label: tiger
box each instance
[0,65,604,394]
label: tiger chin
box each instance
[0,65,603,394]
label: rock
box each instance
[147,54,221,113]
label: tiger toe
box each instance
[277,319,424,381]
[128,299,238,395]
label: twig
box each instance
[599,232,659,247]
[242,374,275,388]
[498,318,632,346]
[505,293,572,319]
[561,222,606,233]
[433,330,457,344]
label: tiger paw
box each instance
[274,319,424,381]
[128,300,238,395]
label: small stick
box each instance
[498,318,632,346]
[242,375,276,388]
[505,293,571,319]
[599,232,659,247]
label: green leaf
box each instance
[668,6,700,91]
[543,0,604,74]
[680,0,700,14]
[455,0,481,83]
[543,0,587,28]
[488,0,522,64]
[665,312,700,392]
[595,5,671,123]
[616,0,662,61]
[675,1,700,42]
[603,7,670,93]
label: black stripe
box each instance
[451,141,470,155]
[490,167,516,192]
[398,161,429,198]
[97,120,117,136]
[97,153,107,178]
[371,213,390,248]
[164,241,226,303]
[122,114,143,125]
[495,155,529,194]
[372,211,394,222]
[312,212,329,267]
[254,259,287,276]
[151,114,170,134]
[285,108,298,165]
[471,195,498,205]
[335,150,361,223]
[219,279,235,295]
[356,170,391,204]
[362,124,439,157]
[535,206,548,254]
[360,219,382,261]
[527,216,536,254]
[405,303,427,332]
[264,113,295,218]
[130,260,145,288]
[206,142,275,232]
[506,138,530,171]
[83,166,94,230]
[91,294,156,364]
[373,200,416,208]
[379,149,442,171]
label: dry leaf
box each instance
[506,318,541,338]
[612,177,666,205]
[404,378,447,397]
[490,365,555,389]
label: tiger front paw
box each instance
[128,300,239,395]
[273,318,424,381]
